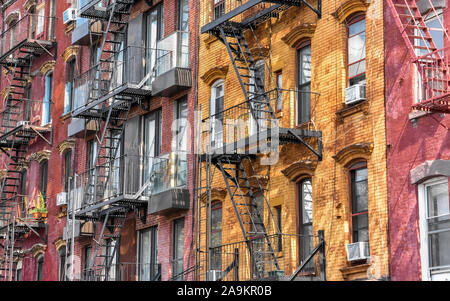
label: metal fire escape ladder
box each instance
[0,52,35,281]
[214,155,281,278]
[387,0,450,112]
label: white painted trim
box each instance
[418,176,448,281]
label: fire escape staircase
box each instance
[0,51,49,281]
[71,0,151,280]
[387,0,450,113]
[200,1,323,280]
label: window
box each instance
[36,5,45,37]
[297,43,311,125]
[173,218,185,281]
[8,18,18,49]
[418,177,450,281]
[24,84,32,122]
[138,226,158,281]
[40,161,48,207]
[210,202,222,270]
[63,150,72,192]
[144,110,162,193]
[48,0,56,39]
[19,171,27,218]
[347,16,366,86]
[210,79,224,148]
[349,162,369,243]
[145,4,164,82]
[276,71,283,112]
[299,178,314,270]
[87,140,97,172]
[178,0,189,31]
[213,0,225,20]
[42,72,53,125]
[15,261,22,281]
[64,59,76,115]
[251,194,265,278]
[58,247,66,281]
[275,205,282,251]
[36,255,44,281]
[174,98,188,187]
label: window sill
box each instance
[336,100,369,123]
[340,262,370,280]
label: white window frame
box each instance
[210,79,224,148]
[418,176,450,281]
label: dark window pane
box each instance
[352,214,369,242]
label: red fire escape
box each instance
[387,0,450,113]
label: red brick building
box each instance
[385,0,450,281]
[0,0,198,281]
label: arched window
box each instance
[347,15,366,87]
[36,254,44,281]
[348,161,369,243]
[298,178,313,270]
[297,41,312,124]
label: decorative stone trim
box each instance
[62,46,80,62]
[65,22,76,35]
[31,243,47,257]
[200,66,229,86]
[333,0,369,23]
[410,160,450,184]
[23,0,36,12]
[15,159,30,172]
[340,263,370,280]
[333,143,373,167]
[336,100,370,123]
[5,11,20,25]
[204,34,218,49]
[247,175,269,188]
[281,23,316,48]
[57,139,76,154]
[281,160,318,182]
[39,60,56,76]
[53,238,66,251]
[200,188,227,203]
[28,150,52,164]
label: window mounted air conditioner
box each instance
[206,270,223,281]
[56,192,68,206]
[345,84,366,105]
[346,242,370,262]
[63,8,78,24]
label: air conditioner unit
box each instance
[345,84,366,105]
[206,270,223,281]
[346,242,370,262]
[63,8,78,24]
[56,192,68,206]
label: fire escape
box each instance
[68,0,162,281]
[387,0,450,113]
[196,0,325,281]
[0,13,54,281]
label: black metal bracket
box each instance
[287,129,323,161]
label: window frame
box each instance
[210,79,224,148]
[138,226,158,281]
[296,41,312,125]
[210,201,223,270]
[35,254,44,281]
[418,176,450,281]
[42,71,53,126]
[40,160,48,207]
[178,0,189,32]
[172,217,185,281]
[63,149,72,192]
[65,58,76,115]
[346,15,366,87]
[348,161,369,243]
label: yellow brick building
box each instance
[196,0,389,281]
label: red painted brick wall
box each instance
[385,4,450,281]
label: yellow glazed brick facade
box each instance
[197,0,389,281]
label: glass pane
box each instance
[298,45,311,85]
[352,214,369,242]
[429,230,450,268]
[349,19,365,36]
[348,32,366,64]
[173,219,185,280]
[352,168,368,213]
[179,0,189,31]
[301,179,313,224]
[297,84,311,124]
[427,183,449,218]
[348,60,366,79]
